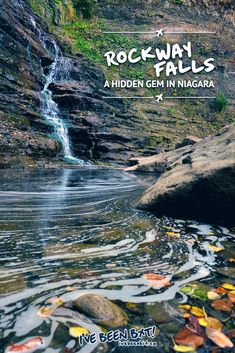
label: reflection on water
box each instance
[0,169,234,352]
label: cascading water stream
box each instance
[30,17,87,165]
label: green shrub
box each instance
[213,93,228,112]
[75,0,95,19]
[171,0,184,4]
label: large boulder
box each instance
[126,125,235,225]
[74,293,128,327]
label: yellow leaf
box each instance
[179,304,191,311]
[37,306,54,318]
[166,232,180,237]
[207,291,220,300]
[199,317,222,331]
[208,245,224,252]
[228,258,235,263]
[66,286,76,291]
[190,306,204,317]
[99,326,108,334]
[222,283,235,291]
[126,302,138,310]
[173,344,195,352]
[69,327,89,338]
[208,232,214,236]
[198,318,208,327]
[48,297,64,306]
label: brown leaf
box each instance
[185,315,203,336]
[211,299,233,312]
[227,329,235,338]
[211,347,219,353]
[174,327,204,348]
[206,327,233,348]
[198,317,223,331]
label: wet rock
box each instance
[129,126,235,226]
[0,0,156,166]
[2,0,234,167]
[74,294,128,327]
[0,273,26,295]
[216,267,235,279]
[145,302,179,324]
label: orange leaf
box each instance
[174,327,204,348]
[151,278,172,288]
[183,313,190,319]
[143,273,172,288]
[143,273,166,281]
[211,299,233,312]
[6,337,45,353]
[228,293,235,303]
[206,327,233,348]
[215,287,228,294]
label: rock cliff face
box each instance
[0,0,58,167]
[0,0,234,167]
[1,0,170,167]
[0,0,153,167]
[126,125,235,225]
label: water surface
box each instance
[0,169,234,352]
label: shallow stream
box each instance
[0,168,234,352]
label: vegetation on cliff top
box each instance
[27,0,234,147]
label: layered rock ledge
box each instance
[125,125,235,225]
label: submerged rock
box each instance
[127,125,235,226]
[74,294,128,327]
[145,302,179,324]
[216,267,235,279]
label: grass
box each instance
[61,19,150,80]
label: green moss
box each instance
[61,19,149,80]
[28,0,78,24]
[27,0,48,18]
[9,115,31,127]
[170,0,185,4]
[165,107,177,116]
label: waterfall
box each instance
[30,17,87,165]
